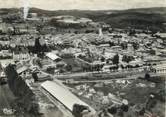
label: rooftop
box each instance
[41,81,96,114]
[46,52,61,61]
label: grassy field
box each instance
[68,78,165,116]
[0,84,16,116]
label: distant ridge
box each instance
[0,7,165,15]
[0,7,166,31]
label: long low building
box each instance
[41,81,96,117]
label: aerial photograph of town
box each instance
[0,0,165,117]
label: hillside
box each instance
[23,7,166,32]
[91,11,166,31]
[0,7,166,31]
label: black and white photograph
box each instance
[0,0,166,117]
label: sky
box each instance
[0,0,166,10]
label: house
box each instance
[104,52,116,59]
[127,44,134,52]
[102,65,111,72]
[102,96,110,105]
[0,50,13,59]
[152,64,166,74]
[155,32,166,39]
[13,53,30,61]
[36,72,53,82]
[0,59,14,68]
[108,93,122,105]
[98,44,110,48]
[103,64,119,72]
[159,49,166,55]
[0,71,6,78]
[129,59,144,67]
[144,57,166,66]
[16,66,30,75]
[111,46,122,51]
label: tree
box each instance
[132,42,139,50]
[34,37,42,54]
[36,24,44,34]
[66,64,72,71]
[108,106,117,114]
[32,72,38,82]
[129,29,136,36]
[101,56,105,62]
[95,64,103,72]
[122,55,134,63]
[72,104,89,117]
[139,108,145,115]
[109,41,115,47]
[149,49,156,55]
[145,73,151,80]
[146,95,157,110]
[36,59,42,68]
[120,42,128,50]
[0,63,2,71]
[120,104,129,112]
[5,64,40,115]
[43,44,49,52]
[112,54,119,65]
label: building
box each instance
[0,18,2,23]
[35,72,53,82]
[41,81,96,117]
[98,44,110,48]
[155,32,166,39]
[0,23,8,33]
[13,53,30,61]
[102,65,111,72]
[0,50,13,59]
[127,43,134,52]
[144,57,166,66]
[28,13,38,18]
[152,64,166,74]
[111,46,122,51]
[158,49,166,57]
[46,52,61,62]
[0,59,14,68]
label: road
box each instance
[30,57,164,82]
[53,70,146,79]
[59,72,164,84]
[61,76,138,83]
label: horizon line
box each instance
[0,6,165,11]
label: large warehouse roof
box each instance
[41,81,96,113]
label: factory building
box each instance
[41,81,96,117]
